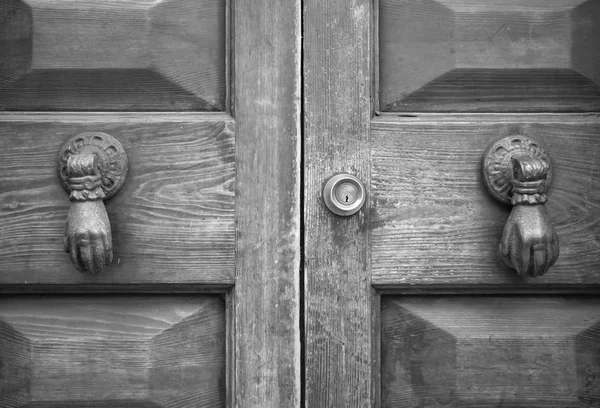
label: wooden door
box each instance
[304,0,600,406]
[0,1,300,407]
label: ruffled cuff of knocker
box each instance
[69,175,106,201]
[511,179,547,205]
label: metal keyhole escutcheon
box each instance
[322,174,366,216]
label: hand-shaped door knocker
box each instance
[57,133,129,274]
[483,136,559,277]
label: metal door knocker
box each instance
[57,132,128,274]
[482,136,559,277]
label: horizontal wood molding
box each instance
[0,112,234,123]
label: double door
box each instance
[1,0,600,407]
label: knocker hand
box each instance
[499,204,559,277]
[63,200,113,274]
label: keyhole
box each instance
[323,174,365,216]
[332,180,361,208]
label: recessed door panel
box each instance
[379,0,600,112]
[382,296,600,407]
[0,0,226,111]
[0,295,226,408]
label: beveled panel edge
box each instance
[372,284,600,295]
[372,112,600,124]
[225,0,233,115]
[371,0,380,114]
[371,288,382,408]
[0,283,233,294]
[0,112,235,123]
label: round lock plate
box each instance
[323,174,366,216]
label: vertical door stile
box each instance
[304,0,374,406]
[233,0,302,407]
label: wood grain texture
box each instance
[382,296,600,407]
[304,0,374,406]
[233,0,301,407]
[379,0,600,112]
[371,119,600,287]
[0,117,235,285]
[0,0,226,111]
[0,295,226,408]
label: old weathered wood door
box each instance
[0,1,300,407]
[304,0,600,406]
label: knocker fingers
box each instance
[67,232,81,270]
[530,243,548,277]
[548,230,560,269]
[65,231,112,274]
[530,228,560,277]
[101,231,113,265]
[512,232,557,277]
[76,233,95,274]
[91,235,110,274]
[499,219,515,270]
[510,229,530,276]
[63,219,70,253]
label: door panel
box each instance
[305,0,600,406]
[371,118,600,287]
[381,296,600,407]
[0,0,301,406]
[0,117,235,284]
[379,0,600,112]
[0,0,226,111]
[0,295,226,408]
